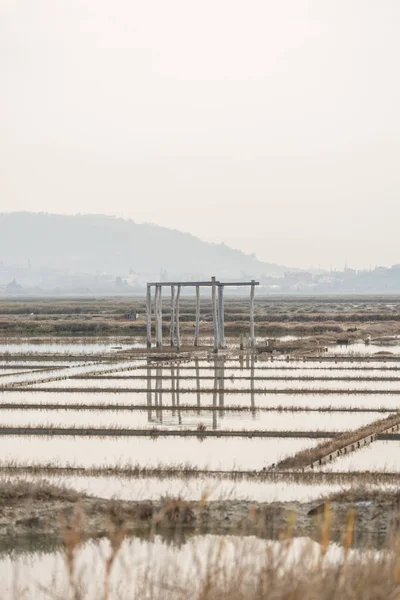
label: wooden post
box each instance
[250,279,255,349]
[158,285,163,347]
[154,285,160,347]
[211,276,218,353]
[218,284,225,348]
[170,285,175,347]
[194,285,200,346]
[175,284,181,351]
[146,285,152,348]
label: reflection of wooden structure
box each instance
[146,277,259,352]
[145,356,256,429]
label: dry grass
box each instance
[276,412,400,470]
[0,479,82,503]
[8,501,400,599]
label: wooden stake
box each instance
[194,285,200,346]
[176,284,181,351]
[218,284,225,348]
[211,276,218,353]
[158,285,163,347]
[154,285,160,347]
[146,285,152,348]
[170,285,175,347]
[250,279,255,349]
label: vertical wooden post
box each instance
[170,285,175,347]
[158,285,163,347]
[154,285,160,347]
[175,284,181,351]
[211,276,218,353]
[250,279,255,349]
[146,285,152,348]
[194,285,200,346]
[218,284,225,348]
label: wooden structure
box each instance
[146,277,259,351]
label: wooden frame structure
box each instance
[146,276,259,351]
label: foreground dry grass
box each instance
[5,481,400,598]
[24,503,400,599]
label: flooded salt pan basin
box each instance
[3,391,400,411]
[0,435,325,470]
[128,367,400,379]
[0,473,352,503]
[0,408,388,432]
[30,377,400,392]
[320,440,400,473]
[328,342,400,356]
[0,342,139,355]
[0,535,359,600]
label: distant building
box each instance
[284,271,313,283]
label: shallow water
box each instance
[0,342,140,354]
[328,342,400,356]
[0,535,364,599]
[3,390,400,411]
[0,408,388,432]
[320,440,400,472]
[0,435,325,471]
[0,472,347,502]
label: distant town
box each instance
[2,262,400,296]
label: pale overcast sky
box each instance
[1,0,399,269]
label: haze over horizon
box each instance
[2,1,399,270]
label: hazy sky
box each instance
[1,0,399,269]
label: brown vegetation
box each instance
[276,412,400,470]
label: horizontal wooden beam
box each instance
[148,281,219,286]
[147,281,259,287]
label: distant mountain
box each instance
[0,212,286,280]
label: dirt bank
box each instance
[1,483,400,548]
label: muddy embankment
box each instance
[2,485,400,549]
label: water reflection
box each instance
[144,356,257,429]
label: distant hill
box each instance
[0,213,286,280]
